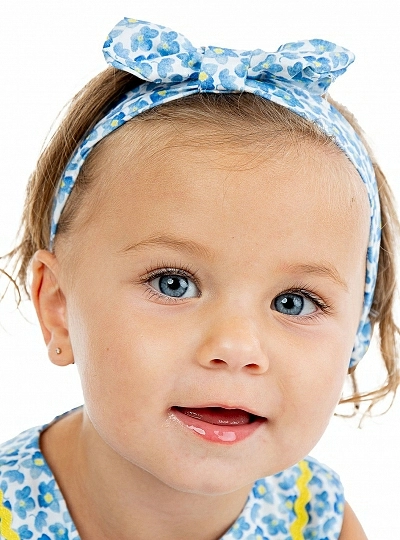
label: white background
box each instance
[1,1,399,538]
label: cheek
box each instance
[67,292,182,413]
[274,321,352,431]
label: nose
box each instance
[195,315,269,374]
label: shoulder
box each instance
[301,455,345,538]
[0,426,43,539]
[0,424,45,479]
[0,424,51,482]
[276,456,345,538]
[0,422,75,540]
[224,456,345,539]
[302,454,344,506]
[339,501,368,539]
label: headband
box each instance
[51,18,381,368]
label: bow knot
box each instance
[103,18,354,95]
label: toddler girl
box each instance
[0,17,399,540]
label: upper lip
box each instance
[171,404,267,419]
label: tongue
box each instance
[176,407,251,426]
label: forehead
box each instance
[89,116,369,211]
[71,117,370,270]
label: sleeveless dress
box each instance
[0,410,344,540]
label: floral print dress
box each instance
[0,411,344,540]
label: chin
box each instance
[154,467,255,497]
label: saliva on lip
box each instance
[186,424,237,442]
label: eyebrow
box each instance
[119,236,348,291]
[280,262,349,291]
[118,234,214,260]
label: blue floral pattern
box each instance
[0,411,344,539]
[50,18,381,370]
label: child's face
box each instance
[53,122,370,495]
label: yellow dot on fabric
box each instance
[44,493,53,504]
[58,529,65,536]
[258,485,266,495]
[34,458,44,466]
[111,120,119,127]
[138,35,143,42]
[162,42,168,49]
[214,48,224,54]
[158,90,167,96]
[314,61,322,67]
[263,62,270,69]
[127,18,138,23]
[188,60,194,66]
[199,72,208,81]
[19,501,25,507]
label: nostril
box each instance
[246,363,259,370]
[210,359,226,365]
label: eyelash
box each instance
[140,263,201,304]
[278,283,333,321]
[139,266,333,317]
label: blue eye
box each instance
[273,293,317,316]
[150,274,199,299]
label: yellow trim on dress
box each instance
[0,489,19,540]
[289,460,313,540]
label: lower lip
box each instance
[171,409,266,444]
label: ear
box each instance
[31,249,74,366]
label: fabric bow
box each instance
[103,18,354,96]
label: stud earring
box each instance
[55,347,62,355]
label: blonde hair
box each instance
[2,67,399,414]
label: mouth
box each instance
[170,406,267,444]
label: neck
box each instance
[40,408,252,540]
